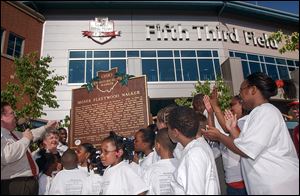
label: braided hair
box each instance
[80,143,97,173]
[89,149,105,176]
[103,131,135,162]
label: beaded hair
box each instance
[103,131,135,162]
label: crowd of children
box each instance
[6,72,298,195]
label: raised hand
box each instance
[45,120,58,129]
[210,86,218,106]
[23,129,33,141]
[224,109,237,131]
[203,95,213,113]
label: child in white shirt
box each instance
[38,153,61,195]
[167,106,220,195]
[76,143,97,174]
[83,149,104,195]
[143,128,178,195]
[134,128,158,171]
[99,131,148,195]
[202,72,299,194]
[48,149,89,195]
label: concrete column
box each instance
[221,57,244,95]
[127,58,142,76]
[290,69,299,99]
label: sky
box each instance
[246,1,299,15]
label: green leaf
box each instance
[1,52,65,119]
[176,76,232,111]
[175,97,192,107]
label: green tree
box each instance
[1,52,65,119]
[174,97,192,108]
[269,30,299,54]
[58,115,71,129]
[175,76,232,111]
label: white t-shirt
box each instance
[100,161,148,195]
[237,115,248,131]
[38,174,53,195]
[82,172,103,195]
[48,168,89,195]
[129,161,143,177]
[173,110,223,160]
[218,115,248,184]
[173,143,184,160]
[234,103,299,195]
[77,165,90,174]
[143,158,178,195]
[139,151,159,171]
[171,138,220,195]
[203,110,221,159]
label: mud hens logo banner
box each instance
[82,17,121,44]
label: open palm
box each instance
[203,95,213,113]
[224,110,237,131]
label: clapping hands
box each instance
[203,95,213,113]
[200,125,222,141]
[224,109,237,131]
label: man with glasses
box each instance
[1,102,57,195]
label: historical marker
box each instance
[69,68,149,148]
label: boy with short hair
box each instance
[48,149,89,195]
[167,106,220,195]
[143,128,178,195]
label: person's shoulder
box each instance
[76,168,90,176]
[155,158,179,171]
[54,169,66,176]
[257,103,278,112]
[116,161,134,172]
[249,103,278,117]
[185,140,211,158]
[145,160,162,172]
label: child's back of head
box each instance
[167,106,200,139]
[155,128,176,158]
[156,105,177,129]
[62,149,78,170]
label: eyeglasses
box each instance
[100,149,117,156]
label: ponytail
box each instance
[89,149,105,175]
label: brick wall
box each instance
[1,1,44,89]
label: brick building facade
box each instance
[1,1,45,90]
